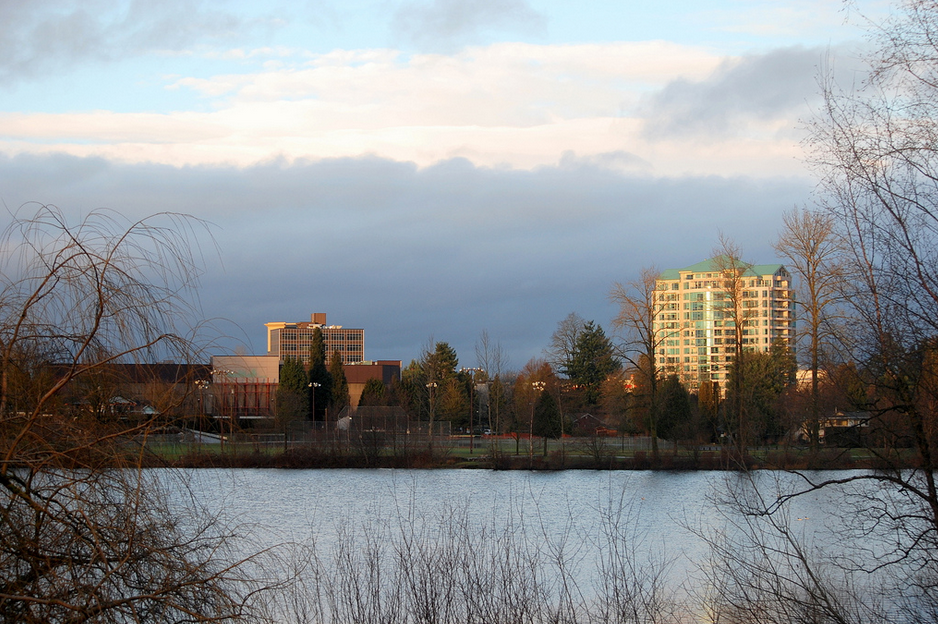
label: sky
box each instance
[0,0,885,370]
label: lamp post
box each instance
[530,381,545,467]
[195,379,209,451]
[309,382,321,420]
[208,368,234,451]
[426,381,437,454]
[227,388,235,453]
[461,367,484,455]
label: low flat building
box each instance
[208,355,280,420]
[344,360,402,406]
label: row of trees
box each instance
[337,304,800,460]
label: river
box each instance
[165,468,878,622]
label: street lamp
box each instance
[530,381,545,468]
[195,379,210,451]
[209,368,234,450]
[307,381,320,449]
[460,367,484,455]
[309,382,321,418]
[426,381,437,454]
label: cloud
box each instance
[0,152,812,368]
[641,45,867,140]
[3,41,817,178]
[392,0,547,52]
[0,0,270,82]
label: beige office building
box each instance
[654,257,795,392]
[265,313,365,365]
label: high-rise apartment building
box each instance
[265,313,365,365]
[653,257,795,392]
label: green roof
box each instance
[659,256,785,279]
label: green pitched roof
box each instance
[660,256,784,278]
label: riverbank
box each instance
[149,441,903,471]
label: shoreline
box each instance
[156,446,897,471]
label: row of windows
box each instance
[282,332,363,342]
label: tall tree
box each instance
[423,341,459,384]
[546,312,586,374]
[774,207,844,449]
[566,321,621,405]
[308,326,331,420]
[720,4,938,613]
[512,359,560,454]
[711,238,754,458]
[725,339,796,444]
[438,377,469,427]
[696,379,720,442]
[329,350,349,413]
[277,357,309,427]
[476,329,509,434]
[533,389,562,455]
[488,374,511,435]
[656,374,692,450]
[610,267,668,459]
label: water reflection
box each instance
[176,468,844,581]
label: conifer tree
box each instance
[308,326,331,419]
[329,350,350,412]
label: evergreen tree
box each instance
[726,339,797,443]
[277,357,309,424]
[308,326,331,420]
[696,379,721,442]
[397,360,428,418]
[358,378,387,407]
[532,389,562,439]
[656,374,692,446]
[566,321,620,405]
[438,377,469,428]
[424,341,459,383]
[329,350,350,412]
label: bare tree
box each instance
[703,2,938,619]
[545,312,585,375]
[475,329,509,435]
[774,207,845,449]
[0,204,263,622]
[610,267,666,460]
[711,236,756,459]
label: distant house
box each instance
[572,413,614,437]
[58,362,210,420]
[818,410,870,447]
